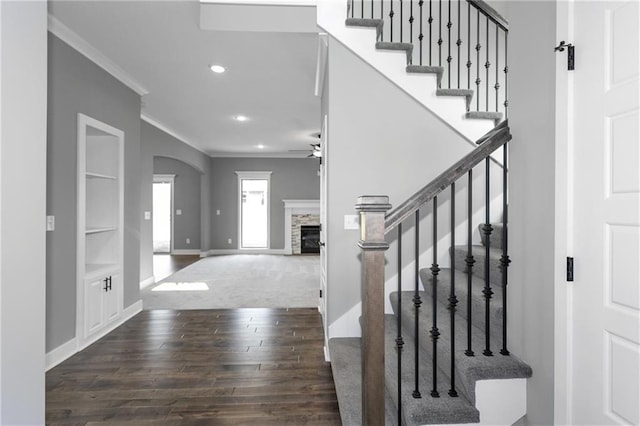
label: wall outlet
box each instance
[216,209,220,215]
[228,238,232,244]
[344,214,359,230]
[176,209,182,215]
[144,211,151,220]
[46,215,55,231]
[186,238,190,244]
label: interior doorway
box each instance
[153,174,174,253]
[236,171,271,249]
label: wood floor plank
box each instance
[47,308,341,425]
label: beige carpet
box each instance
[142,254,320,310]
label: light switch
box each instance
[186,238,190,244]
[216,209,221,216]
[144,211,151,220]
[46,215,55,231]
[344,214,359,230]
[228,238,232,244]
[176,209,182,215]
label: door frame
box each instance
[152,174,175,254]
[236,171,272,250]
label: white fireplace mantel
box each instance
[283,199,320,254]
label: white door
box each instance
[85,277,105,336]
[104,273,120,323]
[568,1,639,424]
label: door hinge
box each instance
[567,257,574,282]
[319,289,323,298]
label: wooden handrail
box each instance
[468,0,509,31]
[385,120,511,232]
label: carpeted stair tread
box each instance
[479,223,504,249]
[406,65,444,87]
[345,18,384,40]
[390,291,532,404]
[383,315,480,425]
[419,267,503,339]
[451,244,504,288]
[436,88,474,111]
[328,337,399,425]
[466,111,503,126]
[376,42,413,65]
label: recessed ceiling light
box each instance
[210,64,225,74]
[235,115,248,122]
[257,144,265,149]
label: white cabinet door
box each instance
[85,277,105,336]
[104,273,120,324]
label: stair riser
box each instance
[479,223,504,250]
[452,247,504,288]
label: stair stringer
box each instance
[317,0,494,144]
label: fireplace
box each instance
[300,225,320,254]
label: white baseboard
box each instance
[140,275,155,289]
[171,249,201,255]
[46,337,78,371]
[206,248,288,256]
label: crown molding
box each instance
[208,151,315,158]
[140,113,207,155]
[48,15,149,96]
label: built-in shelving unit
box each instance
[76,113,124,345]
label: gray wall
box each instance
[0,2,47,422]
[507,2,557,425]
[139,120,211,282]
[47,34,141,351]
[324,37,481,334]
[153,156,202,251]
[210,157,320,250]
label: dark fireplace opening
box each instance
[300,225,320,254]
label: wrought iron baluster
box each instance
[504,33,509,117]
[482,158,493,357]
[430,196,440,397]
[447,0,452,88]
[448,183,458,397]
[475,9,481,111]
[351,0,354,18]
[429,0,433,65]
[400,0,404,42]
[396,223,404,420]
[438,0,442,67]
[361,0,364,18]
[381,0,384,41]
[410,0,414,44]
[467,2,471,91]
[485,16,490,112]
[413,210,422,399]
[390,0,395,42]
[371,0,374,19]
[495,26,500,112]
[419,0,424,65]
[456,0,461,89]
[465,169,475,356]
[500,143,511,356]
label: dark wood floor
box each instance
[153,254,201,283]
[46,308,341,425]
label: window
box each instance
[236,171,271,249]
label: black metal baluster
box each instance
[485,16,490,112]
[475,9,481,111]
[419,0,424,65]
[361,0,364,18]
[413,210,422,399]
[456,0,461,89]
[396,223,404,420]
[430,197,440,398]
[390,0,395,42]
[500,143,511,356]
[467,2,471,91]
[448,183,458,397]
[482,158,493,357]
[351,0,354,18]
[400,0,404,42]
[495,26,500,112]
[465,169,475,357]
[371,0,374,19]
[428,0,433,65]
[446,0,452,88]
[504,33,509,118]
[410,0,414,44]
[380,0,384,41]
[438,0,442,67]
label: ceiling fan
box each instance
[289,143,321,158]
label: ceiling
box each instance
[48,0,321,157]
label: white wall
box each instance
[0,1,48,423]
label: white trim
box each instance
[153,174,175,254]
[236,171,272,250]
[171,249,201,255]
[140,275,156,290]
[200,0,316,5]
[45,337,78,371]
[206,249,287,256]
[47,15,148,96]
[314,33,328,97]
[140,113,207,155]
[283,199,320,254]
[209,151,313,158]
[554,1,575,424]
